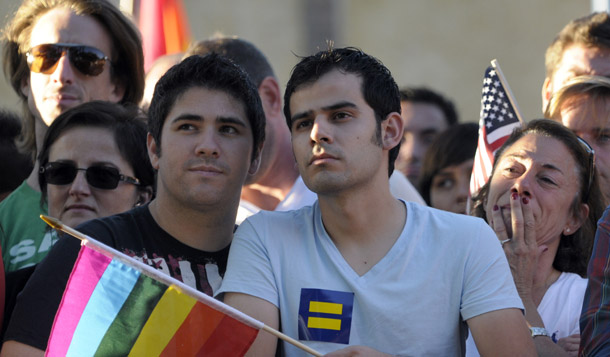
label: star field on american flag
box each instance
[479,67,519,142]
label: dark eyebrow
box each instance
[218,116,247,128]
[170,114,247,128]
[322,101,357,112]
[291,101,358,122]
[170,113,202,124]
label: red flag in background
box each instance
[139,0,191,72]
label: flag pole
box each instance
[41,215,323,357]
[490,59,524,124]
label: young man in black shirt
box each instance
[2,54,265,355]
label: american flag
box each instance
[469,64,522,196]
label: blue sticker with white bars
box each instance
[298,288,354,344]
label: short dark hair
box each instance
[38,101,154,203]
[184,37,275,87]
[283,46,401,177]
[545,12,610,78]
[2,0,145,158]
[472,119,605,277]
[418,123,477,205]
[147,53,265,161]
[399,87,458,126]
[0,109,33,194]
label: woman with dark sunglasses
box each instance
[38,101,154,229]
[466,119,605,356]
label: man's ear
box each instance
[108,78,126,103]
[258,76,282,118]
[541,77,552,114]
[381,112,404,151]
[147,133,160,170]
[21,76,30,98]
[248,148,262,176]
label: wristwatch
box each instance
[529,327,550,338]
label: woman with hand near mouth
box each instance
[469,119,604,356]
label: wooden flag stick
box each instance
[491,59,525,124]
[41,215,323,357]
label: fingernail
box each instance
[493,205,499,211]
[522,196,529,204]
[511,192,519,200]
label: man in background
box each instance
[542,12,610,114]
[395,87,458,187]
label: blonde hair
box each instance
[545,75,610,126]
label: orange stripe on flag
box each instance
[162,0,190,53]
[160,302,225,356]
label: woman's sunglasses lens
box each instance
[86,166,120,189]
[45,164,77,185]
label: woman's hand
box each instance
[489,192,547,301]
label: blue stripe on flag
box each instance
[67,258,141,356]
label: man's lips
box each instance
[189,164,223,175]
[46,92,80,105]
[309,153,338,165]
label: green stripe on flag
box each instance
[94,274,168,356]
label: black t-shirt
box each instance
[3,204,230,350]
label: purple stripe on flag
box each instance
[46,247,112,357]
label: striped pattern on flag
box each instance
[46,246,259,357]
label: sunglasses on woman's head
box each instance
[40,162,140,190]
[26,43,110,76]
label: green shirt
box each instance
[0,181,55,272]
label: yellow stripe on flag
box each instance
[309,301,342,315]
[129,286,196,356]
[307,317,341,331]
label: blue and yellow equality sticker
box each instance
[298,288,354,344]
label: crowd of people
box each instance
[0,0,610,356]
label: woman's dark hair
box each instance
[418,123,478,205]
[38,101,154,204]
[472,119,604,277]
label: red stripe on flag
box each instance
[197,315,260,356]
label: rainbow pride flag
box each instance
[46,244,261,356]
